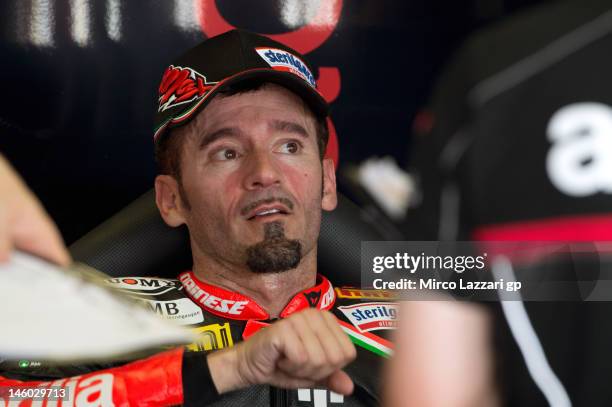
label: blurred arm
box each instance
[384,301,498,407]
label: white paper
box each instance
[0,251,196,361]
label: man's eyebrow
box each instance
[270,120,309,138]
[199,127,243,150]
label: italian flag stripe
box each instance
[337,320,394,358]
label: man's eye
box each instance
[279,141,300,154]
[213,148,239,160]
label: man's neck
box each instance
[191,249,318,318]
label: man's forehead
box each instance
[187,84,317,139]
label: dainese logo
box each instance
[158,65,217,112]
[303,290,321,307]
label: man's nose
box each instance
[242,151,282,190]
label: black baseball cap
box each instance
[153,29,329,143]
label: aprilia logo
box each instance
[0,373,115,407]
[158,65,217,112]
[546,102,612,196]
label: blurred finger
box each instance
[13,203,71,266]
[0,205,11,263]
[323,370,354,396]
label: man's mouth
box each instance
[246,205,290,220]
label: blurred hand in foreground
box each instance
[384,301,499,407]
[0,154,70,266]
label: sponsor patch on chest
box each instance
[139,298,205,325]
[186,323,234,351]
[337,302,398,333]
[106,277,180,296]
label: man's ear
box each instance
[155,175,187,227]
[321,158,337,211]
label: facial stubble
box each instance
[246,221,302,273]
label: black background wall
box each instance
[0,0,548,244]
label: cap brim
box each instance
[154,68,329,142]
[218,69,329,117]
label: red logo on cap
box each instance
[158,65,217,112]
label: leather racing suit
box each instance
[0,272,397,407]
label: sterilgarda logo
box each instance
[158,65,217,112]
[255,48,316,88]
[338,302,399,333]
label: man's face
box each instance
[156,83,337,273]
